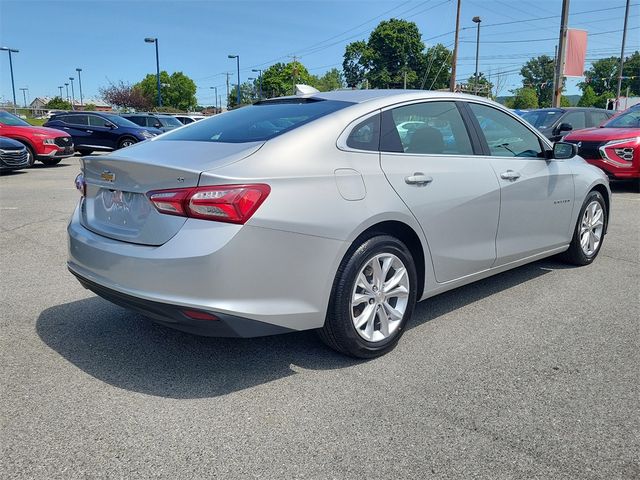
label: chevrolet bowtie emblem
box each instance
[101,170,116,182]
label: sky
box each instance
[0,0,637,107]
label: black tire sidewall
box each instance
[329,235,418,357]
[118,137,137,149]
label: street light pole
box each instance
[252,68,262,99]
[19,87,28,107]
[65,83,69,104]
[210,86,218,111]
[228,55,240,107]
[145,37,162,107]
[472,16,482,95]
[1,47,19,113]
[58,85,64,98]
[76,68,84,108]
[69,77,75,110]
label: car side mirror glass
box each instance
[552,141,577,160]
[557,122,573,132]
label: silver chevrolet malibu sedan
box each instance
[68,90,610,357]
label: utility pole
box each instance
[615,0,630,109]
[19,87,28,107]
[550,45,558,106]
[0,47,19,113]
[290,55,299,94]
[449,0,462,92]
[472,16,482,94]
[225,72,230,109]
[553,0,570,107]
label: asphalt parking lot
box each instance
[1,158,638,479]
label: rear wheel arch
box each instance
[347,220,426,301]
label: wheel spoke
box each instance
[371,257,384,288]
[383,267,407,293]
[588,232,595,253]
[352,292,372,307]
[592,208,603,225]
[355,303,376,329]
[385,285,409,299]
[383,301,404,320]
[580,231,589,249]
[378,307,390,337]
[364,310,376,339]
[381,256,393,281]
[357,272,374,295]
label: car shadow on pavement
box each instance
[610,180,639,193]
[36,260,557,399]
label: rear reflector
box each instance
[147,184,270,224]
[182,309,219,321]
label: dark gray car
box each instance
[521,107,614,142]
[0,136,29,173]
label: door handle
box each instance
[63,127,69,130]
[404,173,433,185]
[500,170,521,181]
[86,130,94,133]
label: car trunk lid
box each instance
[80,139,263,245]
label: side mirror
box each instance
[552,142,577,160]
[557,122,573,133]
[154,122,162,128]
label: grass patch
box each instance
[26,118,46,126]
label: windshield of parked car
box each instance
[159,116,183,127]
[603,107,640,128]
[158,99,353,143]
[521,110,563,129]
[0,110,31,127]
[101,114,141,128]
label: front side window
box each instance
[88,115,108,127]
[126,116,146,127]
[0,110,30,126]
[346,114,380,151]
[381,101,474,155]
[590,111,611,127]
[469,103,544,158]
[522,110,563,129]
[159,99,353,143]
[562,111,586,130]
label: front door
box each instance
[466,102,574,265]
[379,100,501,283]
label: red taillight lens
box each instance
[147,184,270,224]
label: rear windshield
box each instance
[158,99,353,143]
[604,107,640,128]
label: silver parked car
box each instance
[68,90,610,358]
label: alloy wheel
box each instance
[580,200,604,256]
[351,253,410,342]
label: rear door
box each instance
[465,102,574,265]
[87,114,113,149]
[379,100,500,283]
[60,114,91,147]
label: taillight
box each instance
[74,172,86,196]
[147,184,270,224]
[599,137,638,166]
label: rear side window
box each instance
[590,111,610,126]
[159,99,353,143]
[381,101,474,155]
[562,111,586,130]
[64,114,89,126]
[346,114,380,151]
[88,115,107,127]
[126,116,146,127]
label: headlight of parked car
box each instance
[42,138,56,145]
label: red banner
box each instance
[564,29,588,77]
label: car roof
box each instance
[268,89,498,105]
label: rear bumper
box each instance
[69,268,294,337]
[67,203,346,334]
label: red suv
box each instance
[564,104,639,180]
[0,110,74,166]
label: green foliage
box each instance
[311,68,344,92]
[464,73,494,98]
[594,91,615,109]
[625,51,640,95]
[511,87,539,109]
[259,61,315,98]
[577,86,598,107]
[45,96,71,110]
[342,19,451,90]
[560,95,571,107]
[578,52,639,98]
[136,71,197,111]
[228,82,258,109]
[82,103,97,111]
[520,55,555,107]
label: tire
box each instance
[40,158,62,166]
[23,144,36,168]
[319,235,418,358]
[560,190,607,266]
[118,137,137,149]
[77,149,93,156]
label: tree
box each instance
[44,96,71,110]
[594,91,615,109]
[560,95,571,107]
[99,81,150,110]
[520,55,555,107]
[312,68,344,91]
[136,71,197,111]
[342,41,370,88]
[342,19,447,90]
[260,61,315,98]
[227,82,258,108]
[511,87,539,109]
[83,103,97,111]
[577,85,598,107]
[420,43,452,90]
[580,52,640,97]
[464,73,494,98]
